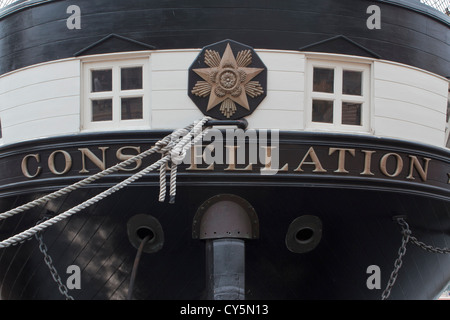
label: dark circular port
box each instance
[127,214,164,253]
[286,215,322,254]
[295,227,314,243]
[136,227,155,242]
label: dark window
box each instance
[121,67,143,90]
[92,70,112,92]
[92,99,113,121]
[343,71,362,96]
[121,97,143,120]
[313,68,334,93]
[342,102,362,126]
[312,100,333,123]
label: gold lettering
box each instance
[329,147,355,173]
[380,153,403,177]
[360,150,376,176]
[186,145,214,171]
[21,154,42,179]
[406,156,430,181]
[260,146,288,173]
[224,145,252,171]
[294,147,327,173]
[116,146,142,172]
[78,147,109,173]
[48,150,72,175]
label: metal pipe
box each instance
[206,238,245,300]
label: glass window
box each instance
[92,99,113,122]
[313,68,334,93]
[121,97,143,120]
[308,60,370,131]
[83,59,149,130]
[343,71,362,96]
[312,100,334,123]
[92,70,112,92]
[342,102,362,126]
[121,67,143,90]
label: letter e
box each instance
[366,5,381,30]
[66,5,81,30]
[366,265,381,290]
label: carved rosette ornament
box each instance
[188,40,267,120]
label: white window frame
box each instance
[0,116,3,145]
[306,59,371,133]
[445,89,450,148]
[82,57,151,131]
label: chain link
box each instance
[381,218,411,300]
[381,217,450,300]
[35,218,74,300]
[410,236,450,254]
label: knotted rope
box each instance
[0,117,212,249]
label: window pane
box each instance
[312,100,333,123]
[342,102,362,125]
[92,70,112,92]
[92,99,113,121]
[343,71,362,95]
[121,97,143,120]
[313,68,334,93]
[121,67,143,90]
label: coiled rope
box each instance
[0,117,212,249]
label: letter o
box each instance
[380,153,403,177]
[48,150,72,175]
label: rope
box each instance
[169,162,177,204]
[127,234,152,300]
[0,124,194,221]
[0,117,212,249]
[158,158,167,202]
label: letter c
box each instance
[21,154,42,179]
[224,305,232,315]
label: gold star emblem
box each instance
[191,43,265,118]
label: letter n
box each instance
[67,5,81,30]
[366,5,381,30]
[366,265,381,290]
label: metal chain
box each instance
[410,236,450,254]
[35,218,74,300]
[381,218,411,300]
[381,217,450,300]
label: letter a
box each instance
[366,5,381,30]
[66,5,81,30]
[366,265,381,290]
[66,265,81,289]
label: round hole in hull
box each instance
[286,215,322,253]
[127,214,164,253]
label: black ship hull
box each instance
[0,131,449,300]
